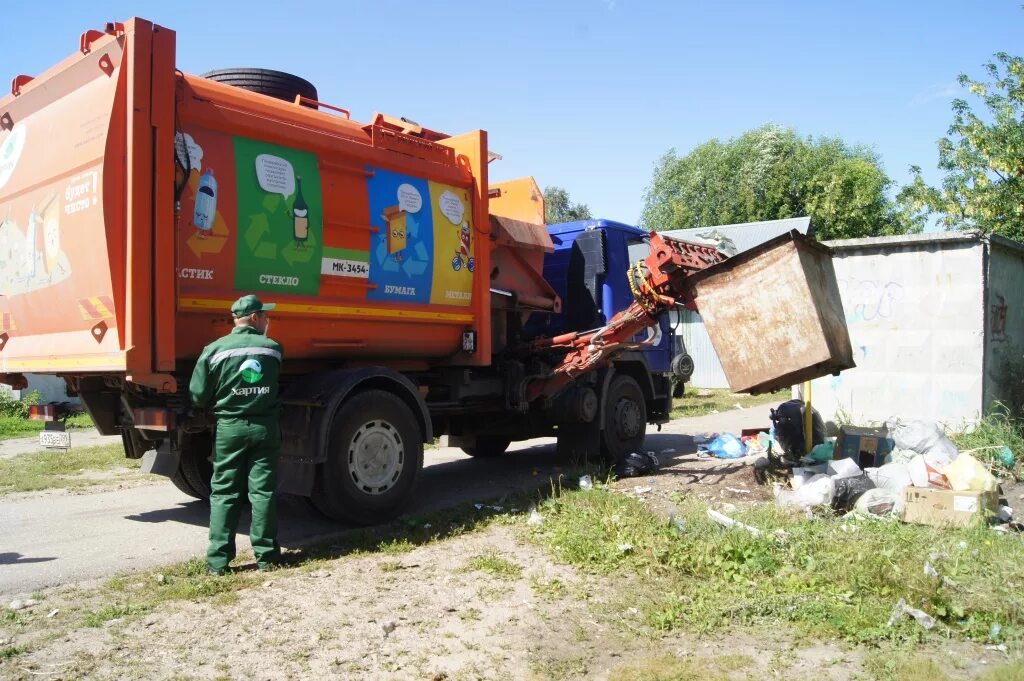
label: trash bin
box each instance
[686,230,855,394]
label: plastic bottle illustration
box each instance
[292,176,309,248]
[193,168,217,236]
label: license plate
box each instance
[39,430,71,449]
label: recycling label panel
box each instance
[366,168,435,304]
[173,129,474,308]
[233,137,323,296]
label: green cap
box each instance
[231,294,276,318]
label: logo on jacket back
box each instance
[239,359,263,384]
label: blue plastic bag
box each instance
[706,433,746,459]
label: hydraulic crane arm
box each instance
[526,233,725,401]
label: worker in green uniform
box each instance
[189,295,284,575]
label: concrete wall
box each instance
[807,236,987,428]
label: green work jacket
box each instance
[189,326,283,419]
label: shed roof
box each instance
[660,217,812,254]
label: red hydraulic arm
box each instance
[526,233,725,401]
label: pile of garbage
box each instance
[769,415,1014,526]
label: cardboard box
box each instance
[902,487,998,527]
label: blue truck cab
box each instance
[523,219,684,458]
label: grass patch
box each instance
[0,443,139,495]
[81,603,150,628]
[0,645,28,660]
[103,557,259,611]
[608,654,754,681]
[978,660,1024,681]
[466,552,523,580]
[950,404,1023,480]
[670,387,788,420]
[529,487,1024,644]
[0,413,93,440]
[530,575,568,601]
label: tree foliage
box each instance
[641,124,921,239]
[543,186,592,224]
[899,52,1024,241]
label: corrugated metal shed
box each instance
[661,216,812,255]
[664,218,813,388]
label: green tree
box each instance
[543,186,593,224]
[899,52,1024,241]
[641,124,921,239]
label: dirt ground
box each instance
[3,442,1015,680]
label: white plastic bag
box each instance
[827,457,862,479]
[886,419,959,466]
[866,462,913,493]
[854,488,904,517]
[884,448,918,465]
[908,455,950,488]
[943,453,998,492]
[775,475,834,510]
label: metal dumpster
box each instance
[686,230,855,393]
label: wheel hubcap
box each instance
[614,398,642,441]
[347,419,404,495]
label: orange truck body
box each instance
[0,20,550,388]
[0,18,691,522]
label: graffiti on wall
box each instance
[991,294,1008,343]
[840,276,905,324]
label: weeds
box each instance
[0,644,28,659]
[0,390,40,418]
[82,603,150,627]
[951,403,1023,479]
[466,552,523,580]
[529,487,1024,644]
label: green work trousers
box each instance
[207,416,280,572]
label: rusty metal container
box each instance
[687,230,855,394]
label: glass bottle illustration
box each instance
[292,176,309,248]
[193,168,217,236]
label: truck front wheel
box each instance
[601,375,647,462]
[311,390,424,524]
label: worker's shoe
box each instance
[207,565,229,577]
[256,561,279,573]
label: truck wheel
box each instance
[461,437,511,458]
[311,390,424,524]
[176,430,214,500]
[601,375,647,462]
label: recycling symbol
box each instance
[375,211,429,276]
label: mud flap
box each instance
[140,438,180,477]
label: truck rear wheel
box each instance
[461,437,511,458]
[601,375,647,462]
[311,390,424,524]
[174,431,214,500]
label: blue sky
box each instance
[6,1,1021,225]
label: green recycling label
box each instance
[233,137,323,296]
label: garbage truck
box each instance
[0,19,853,523]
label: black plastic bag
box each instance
[770,399,826,459]
[831,473,875,512]
[615,451,660,478]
